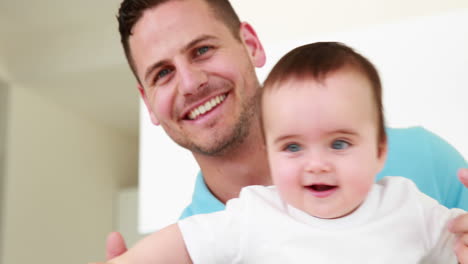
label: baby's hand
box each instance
[450,214,468,263]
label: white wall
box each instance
[254,10,468,160]
[0,64,8,84]
[117,187,145,247]
[0,38,8,260]
[241,2,468,161]
[0,81,8,263]
[1,86,138,264]
[234,0,468,44]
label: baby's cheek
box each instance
[272,164,298,185]
[271,172,296,202]
[352,174,375,198]
[271,171,287,190]
[342,164,375,198]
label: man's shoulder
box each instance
[179,171,225,219]
[385,125,464,166]
[381,126,467,209]
[382,126,431,174]
[383,126,459,167]
[386,126,430,141]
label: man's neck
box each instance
[192,122,271,204]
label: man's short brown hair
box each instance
[117,0,241,82]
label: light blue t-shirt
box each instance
[180,127,467,219]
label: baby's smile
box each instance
[305,184,338,198]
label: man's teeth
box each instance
[188,94,226,120]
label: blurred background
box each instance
[0,0,467,263]
[0,1,139,264]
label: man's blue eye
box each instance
[331,140,350,150]
[157,68,172,79]
[196,46,210,56]
[285,144,301,152]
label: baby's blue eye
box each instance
[331,140,350,150]
[285,144,301,152]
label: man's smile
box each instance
[186,93,228,120]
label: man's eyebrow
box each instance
[180,34,216,53]
[143,35,216,83]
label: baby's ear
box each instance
[377,138,388,169]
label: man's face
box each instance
[129,0,265,155]
[262,69,387,219]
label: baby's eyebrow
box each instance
[327,129,358,136]
[273,134,300,144]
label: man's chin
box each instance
[189,140,233,156]
[187,132,245,157]
[174,110,253,157]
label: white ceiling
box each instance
[0,0,140,137]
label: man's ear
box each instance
[239,22,266,68]
[137,84,160,126]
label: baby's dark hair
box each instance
[262,42,386,145]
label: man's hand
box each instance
[106,232,128,260]
[87,233,127,264]
[450,168,468,263]
[458,168,468,188]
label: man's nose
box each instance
[178,63,208,95]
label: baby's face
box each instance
[262,68,387,219]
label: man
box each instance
[108,0,468,261]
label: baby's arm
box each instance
[94,224,192,264]
[450,213,468,264]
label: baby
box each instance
[99,42,464,263]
